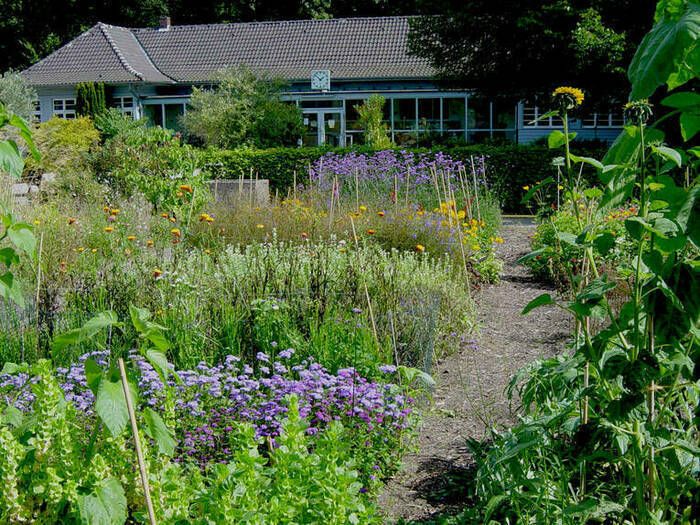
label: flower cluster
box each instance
[1,351,413,468]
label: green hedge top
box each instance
[201,143,609,213]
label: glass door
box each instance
[302,109,345,146]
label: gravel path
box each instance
[379,221,572,522]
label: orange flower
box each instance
[59,261,67,272]
[366,229,376,235]
[67,217,77,225]
[110,208,120,216]
[153,268,163,278]
[179,184,193,193]
[301,232,309,239]
[377,211,385,217]
[161,213,169,219]
[415,244,425,253]
[170,228,181,237]
[146,239,154,247]
[169,217,177,223]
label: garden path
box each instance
[379,220,571,522]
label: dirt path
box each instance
[379,220,572,522]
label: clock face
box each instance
[311,70,330,90]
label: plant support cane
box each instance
[118,358,157,525]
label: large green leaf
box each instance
[95,378,128,437]
[7,222,36,258]
[628,2,700,99]
[680,111,700,140]
[143,407,177,456]
[0,271,24,306]
[52,311,121,352]
[522,293,555,314]
[0,140,24,179]
[76,478,127,525]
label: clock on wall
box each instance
[311,70,331,91]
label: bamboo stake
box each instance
[354,169,360,212]
[118,358,157,525]
[34,232,44,360]
[469,156,482,221]
[349,216,380,350]
[293,170,297,201]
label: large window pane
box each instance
[444,98,465,130]
[392,98,416,130]
[143,105,163,127]
[346,99,365,131]
[493,101,516,129]
[467,97,490,129]
[418,98,440,131]
[165,104,184,131]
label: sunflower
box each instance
[552,86,584,110]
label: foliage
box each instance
[182,67,303,148]
[466,5,700,521]
[75,82,107,118]
[0,71,37,122]
[92,123,207,211]
[408,0,656,103]
[0,359,382,523]
[25,116,100,175]
[355,95,392,149]
[94,108,149,142]
[203,143,608,213]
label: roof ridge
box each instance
[130,15,418,32]
[125,28,176,83]
[97,22,144,80]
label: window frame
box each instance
[52,98,76,119]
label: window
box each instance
[52,98,76,119]
[417,98,440,131]
[443,98,465,130]
[523,104,556,127]
[583,111,624,127]
[345,99,366,131]
[111,96,135,117]
[467,96,490,129]
[32,100,41,123]
[392,99,416,130]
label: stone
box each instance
[11,183,29,195]
[29,184,40,194]
[208,179,270,206]
[41,172,57,184]
[14,196,30,206]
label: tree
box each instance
[182,67,303,148]
[356,95,391,148]
[0,71,37,121]
[76,82,107,118]
[408,0,657,105]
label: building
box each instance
[22,16,623,146]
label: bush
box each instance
[75,82,106,118]
[0,71,37,122]
[355,95,391,149]
[201,142,608,213]
[182,67,304,148]
[25,117,100,176]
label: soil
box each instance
[378,219,572,523]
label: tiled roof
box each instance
[22,17,433,86]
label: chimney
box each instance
[159,16,171,30]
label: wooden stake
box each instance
[118,358,157,525]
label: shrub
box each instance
[75,82,106,118]
[182,67,303,148]
[355,95,392,149]
[0,71,37,122]
[25,116,100,175]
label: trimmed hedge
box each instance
[201,142,610,213]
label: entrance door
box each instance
[302,109,345,146]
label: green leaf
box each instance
[0,247,20,267]
[145,349,172,382]
[95,378,128,437]
[569,154,604,170]
[593,232,616,255]
[1,362,27,374]
[76,478,127,525]
[548,130,577,149]
[143,407,177,456]
[652,145,683,167]
[2,405,23,427]
[628,3,700,99]
[517,248,547,264]
[52,311,121,352]
[577,277,616,302]
[522,293,555,314]
[661,91,700,108]
[8,114,40,161]
[0,140,24,179]
[84,358,103,396]
[520,177,554,204]
[0,271,24,307]
[7,222,36,258]
[556,231,579,246]
[680,112,700,140]
[484,494,507,522]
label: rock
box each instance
[12,183,29,195]
[41,172,57,184]
[14,196,30,206]
[29,184,40,194]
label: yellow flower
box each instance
[471,244,481,251]
[33,219,41,225]
[523,185,530,191]
[558,185,564,190]
[153,268,163,278]
[204,249,211,255]
[552,86,584,107]
[169,217,177,223]
[110,208,120,216]
[76,247,85,253]
[103,206,110,213]
[170,228,181,237]
[494,237,504,244]
[146,239,154,247]
[160,212,169,219]
[256,224,265,229]
[359,205,368,212]
[91,248,97,253]
[377,211,385,217]
[127,235,136,241]
[104,226,114,233]
[415,244,425,253]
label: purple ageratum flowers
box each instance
[1,352,413,468]
[308,150,486,194]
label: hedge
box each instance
[201,142,610,214]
